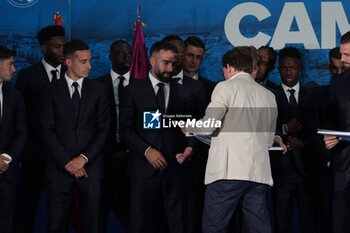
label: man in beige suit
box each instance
[184,46,279,233]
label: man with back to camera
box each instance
[184,46,279,233]
[324,31,350,233]
[0,45,27,233]
[15,25,66,232]
[40,39,112,233]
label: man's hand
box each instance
[73,167,88,178]
[176,147,193,164]
[286,119,302,134]
[65,155,87,175]
[145,148,168,170]
[287,136,304,150]
[273,136,288,154]
[0,156,10,174]
[324,135,340,150]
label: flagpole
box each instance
[68,0,71,40]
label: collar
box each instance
[172,70,184,84]
[281,82,300,93]
[42,58,62,74]
[65,73,84,88]
[110,69,131,86]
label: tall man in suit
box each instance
[0,46,27,233]
[272,47,317,233]
[324,31,350,233]
[120,40,194,233]
[184,46,278,233]
[96,40,133,230]
[40,40,111,233]
[15,25,66,232]
[255,46,278,90]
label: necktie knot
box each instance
[287,89,297,104]
[51,69,58,82]
[287,89,295,95]
[72,82,79,90]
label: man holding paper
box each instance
[183,46,282,233]
[324,31,350,233]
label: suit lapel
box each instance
[56,78,76,121]
[1,82,13,131]
[37,62,51,86]
[79,78,92,122]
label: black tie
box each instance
[118,76,125,100]
[72,82,80,117]
[156,83,165,113]
[51,69,58,83]
[288,89,297,116]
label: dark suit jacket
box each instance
[16,62,66,166]
[329,72,350,173]
[0,82,27,183]
[95,73,134,151]
[120,77,195,178]
[39,77,112,179]
[198,75,216,105]
[273,84,314,179]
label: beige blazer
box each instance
[190,72,277,186]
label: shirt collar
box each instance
[65,73,84,88]
[281,82,300,93]
[110,69,131,86]
[42,58,62,76]
[149,71,169,87]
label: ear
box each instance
[65,58,72,67]
[150,56,156,67]
[41,44,47,53]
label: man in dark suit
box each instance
[256,46,278,90]
[120,40,194,233]
[272,47,318,233]
[40,40,111,233]
[15,25,66,232]
[324,31,350,233]
[96,40,133,230]
[0,46,27,233]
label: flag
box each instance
[130,1,150,80]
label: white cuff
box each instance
[144,146,151,157]
[80,154,88,163]
[1,153,12,164]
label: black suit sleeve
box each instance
[120,86,152,157]
[39,87,71,168]
[5,92,27,163]
[81,86,112,164]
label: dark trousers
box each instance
[0,177,21,233]
[273,177,318,233]
[203,180,271,233]
[332,171,350,233]
[21,161,45,233]
[46,178,103,233]
[128,175,185,233]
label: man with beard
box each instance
[324,31,350,233]
[96,40,133,231]
[120,40,194,233]
[15,25,66,232]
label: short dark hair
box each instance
[37,25,65,46]
[150,40,178,57]
[184,36,205,51]
[329,47,341,60]
[63,39,90,58]
[278,46,302,62]
[110,40,131,53]
[222,47,253,74]
[258,46,277,67]
[341,31,350,44]
[0,45,16,60]
[162,35,183,43]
